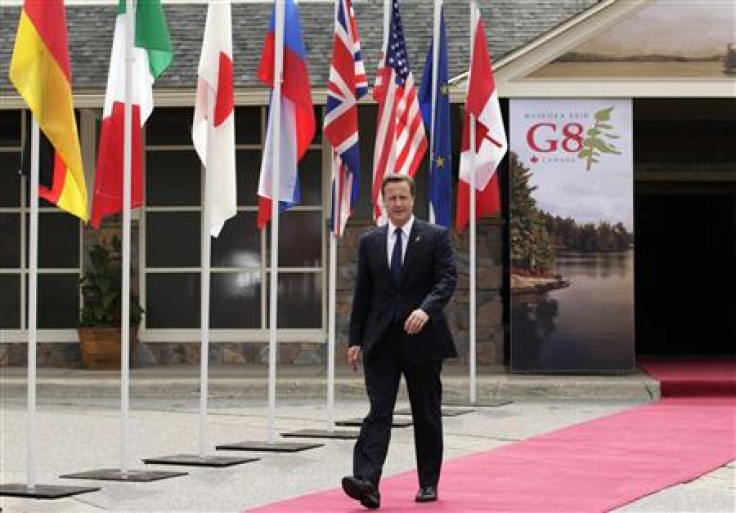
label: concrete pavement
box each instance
[0,364,660,403]
[0,366,733,512]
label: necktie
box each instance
[390,227,403,286]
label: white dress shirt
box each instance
[386,216,415,267]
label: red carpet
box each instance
[640,358,736,397]
[250,360,736,512]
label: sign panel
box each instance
[509,99,635,372]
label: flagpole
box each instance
[267,0,286,445]
[383,0,391,45]
[327,226,337,430]
[198,87,214,457]
[428,0,442,223]
[469,2,478,405]
[26,116,40,491]
[8,61,97,504]
[327,154,340,430]
[325,0,340,435]
[120,0,135,474]
[375,0,389,228]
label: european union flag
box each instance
[419,9,452,228]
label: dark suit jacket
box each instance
[349,219,457,363]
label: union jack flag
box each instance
[371,0,428,224]
[324,0,367,237]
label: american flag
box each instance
[325,0,367,237]
[371,0,428,224]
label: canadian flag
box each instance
[192,0,237,238]
[455,6,507,233]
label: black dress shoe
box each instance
[341,476,380,509]
[415,486,438,502]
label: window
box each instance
[0,111,82,336]
[142,107,325,341]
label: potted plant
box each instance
[78,237,144,370]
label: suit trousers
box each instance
[353,324,444,489]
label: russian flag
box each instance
[257,0,315,229]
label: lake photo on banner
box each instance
[509,99,635,372]
[511,249,635,372]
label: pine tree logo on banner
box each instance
[578,106,622,171]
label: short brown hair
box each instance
[381,174,415,197]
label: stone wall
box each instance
[0,341,327,368]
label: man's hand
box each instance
[404,309,429,335]
[347,346,361,372]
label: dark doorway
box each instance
[635,187,736,356]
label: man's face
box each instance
[383,180,414,227]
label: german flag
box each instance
[9,0,88,221]
[20,115,62,204]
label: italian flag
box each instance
[91,0,172,228]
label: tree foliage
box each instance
[510,152,554,272]
[540,213,632,252]
[579,106,621,171]
[510,151,634,273]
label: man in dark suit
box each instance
[341,174,457,509]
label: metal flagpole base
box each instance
[281,428,360,440]
[443,399,513,408]
[0,483,99,499]
[59,469,186,482]
[394,407,475,417]
[335,417,412,428]
[215,441,323,453]
[142,454,259,468]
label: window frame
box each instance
[0,111,84,342]
[139,105,327,344]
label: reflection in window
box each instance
[267,211,322,267]
[36,213,79,268]
[0,111,21,147]
[0,275,20,329]
[146,273,200,328]
[146,151,202,207]
[234,107,262,145]
[266,273,322,329]
[298,150,323,205]
[36,275,79,329]
[146,212,200,268]
[1,110,83,333]
[210,272,261,329]
[211,212,261,268]
[146,107,195,145]
[0,214,20,269]
[142,106,324,335]
[235,151,262,207]
[0,152,21,207]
